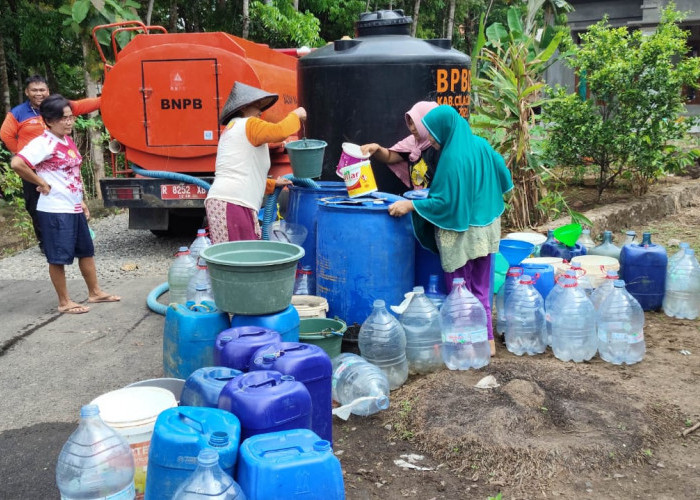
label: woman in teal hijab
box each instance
[388,105,513,355]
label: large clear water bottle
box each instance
[189,229,212,262]
[331,353,390,416]
[439,278,490,370]
[172,449,245,500]
[568,263,594,296]
[504,275,546,356]
[597,280,646,365]
[667,242,690,270]
[359,299,409,389]
[424,274,447,310]
[169,247,197,305]
[496,267,523,335]
[576,229,596,253]
[399,286,443,374]
[188,283,217,312]
[624,230,637,245]
[56,404,135,500]
[590,270,619,310]
[187,257,213,302]
[544,274,576,346]
[589,230,621,260]
[293,265,314,295]
[550,279,597,362]
[663,248,700,320]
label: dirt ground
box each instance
[1,181,698,500]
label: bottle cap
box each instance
[452,277,465,284]
[613,280,625,288]
[197,229,206,236]
[412,286,424,293]
[197,448,219,466]
[80,404,100,418]
[373,299,386,307]
[195,283,208,291]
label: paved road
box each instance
[0,276,169,498]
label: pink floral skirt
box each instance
[205,198,261,244]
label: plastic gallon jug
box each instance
[57,404,136,500]
[590,270,620,310]
[550,279,597,362]
[172,449,245,500]
[230,305,299,343]
[164,303,231,379]
[567,263,594,296]
[590,230,621,260]
[187,258,213,303]
[624,230,637,245]
[250,342,333,443]
[619,232,667,311]
[189,229,212,262]
[520,263,554,302]
[440,278,490,370]
[169,247,197,305]
[146,407,241,500]
[504,275,547,356]
[293,265,314,295]
[667,242,690,270]
[496,266,523,335]
[399,286,443,374]
[576,229,596,253]
[90,387,177,499]
[358,299,409,389]
[663,248,700,319]
[180,367,243,408]
[544,275,575,346]
[331,353,390,417]
[597,280,646,365]
[218,370,312,441]
[236,429,345,500]
[424,274,447,310]
[214,327,281,372]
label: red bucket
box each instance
[336,142,370,178]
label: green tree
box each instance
[248,0,322,47]
[545,3,700,199]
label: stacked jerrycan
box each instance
[549,278,597,362]
[180,367,243,408]
[504,274,547,356]
[359,299,409,389]
[620,232,667,311]
[331,353,391,417]
[540,228,587,261]
[399,286,443,374]
[663,246,700,319]
[440,278,490,370]
[597,280,646,365]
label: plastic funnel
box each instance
[553,223,582,247]
[499,239,535,266]
[269,220,308,246]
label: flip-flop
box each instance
[58,304,90,314]
[88,294,121,304]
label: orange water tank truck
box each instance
[93,21,299,234]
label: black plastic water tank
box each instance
[299,10,471,193]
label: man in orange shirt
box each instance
[1,75,100,253]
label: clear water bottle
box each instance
[293,265,314,295]
[187,257,213,302]
[331,353,390,416]
[56,404,135,500]
[172,449,245,500]
[589,230,621,260]
[550,279,597,362]
[399,286,443,374]
[424,274,447,310]
[576,229,596,253]
[597,280,645,365]
[667,242,690,270]
[504,275,546,356]
[624,230,637,245]
[568,263,594,296]
[168,247,197,304]
[663,248,700,320]
[496,266,523,335]
[544,274,576,346]
[590,269,619,310]
[188,283,217,312]
[189,229,212,262]
[359,299,409,389]
[439,278,490,370]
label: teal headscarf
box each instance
[412,105,513,252]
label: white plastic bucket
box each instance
[570,255,620,288]
[91,386,177,499]
[292,295,329,319]
[522,256,568,275]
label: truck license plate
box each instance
[160,184,207,200]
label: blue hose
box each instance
[261,175,320,240]
[130,164,212,191]
[147,282,170,315]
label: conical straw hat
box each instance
[219,82,279,125]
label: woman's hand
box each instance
[388,200,414,217]
[293,107,307,121]
[274,176,293,188]
[82,201,90,220]
[36,182,51,195]
[361,143,381,156]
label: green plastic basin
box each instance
[298,317,346,359]
[200,241,304,315]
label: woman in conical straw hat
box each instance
[205,82,307,243]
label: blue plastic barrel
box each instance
[403,189,446,294]
[521,263,555,300]
[286,181,347,270]
[230,305,299,342]
[250,342,333,443]
[180,367,243,408]
[214,326,281,372]
[316,193,415,327]
[163,303,231,379]
[145,406,241,500]
[620,233,667,311]
[237,429,345,500]
[218,370,312,441]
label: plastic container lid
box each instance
[90,386,177,427]
[504,232,547,246]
